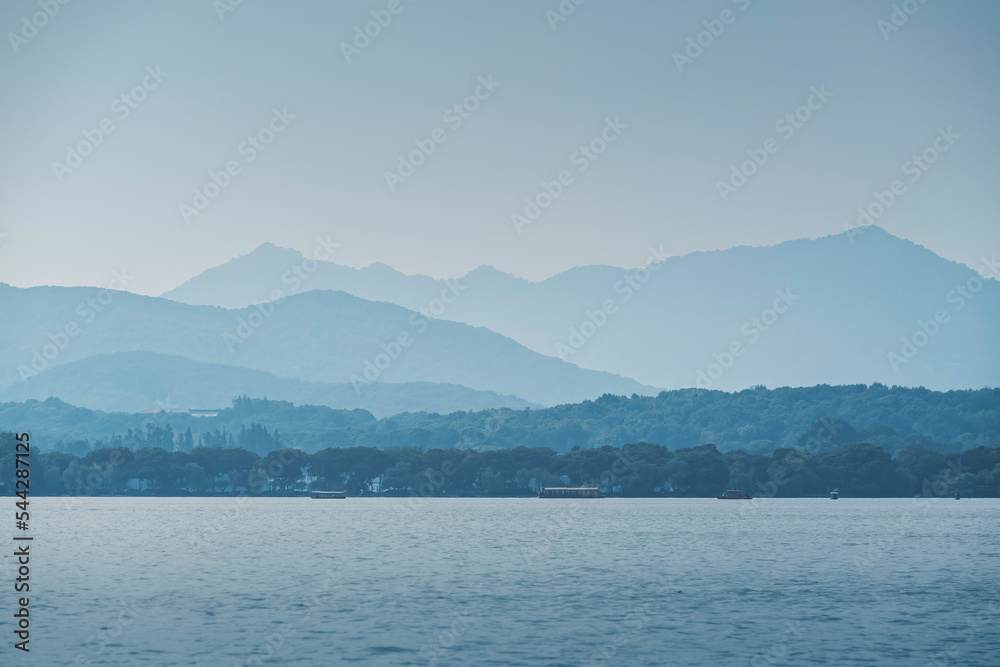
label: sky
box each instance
[0,0,997,296]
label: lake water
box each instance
[13,497,1000,666]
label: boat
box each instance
[830,489,839,500]
[716,489,752,499]
[955,489,960,500]
[538,486,603,498]
[311,490,347,499]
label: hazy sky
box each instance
[0,0,997,296]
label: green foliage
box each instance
[1,384,998,497]
[3,385,998,456]
[3,431,997,498]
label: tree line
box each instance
[2,430,997,498]
[5,385,999,458]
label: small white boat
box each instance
[830,489,839,500]
[311,490,347,499]
[538,486,603,498]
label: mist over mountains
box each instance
[163,228,1000,391]
[0,284,652,411]
[1,228,996,423]
[0,351,536,416]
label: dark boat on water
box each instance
[716,489,752,500]
[311,490,347,499]
[538,486,603,498]
[831,489,839,500]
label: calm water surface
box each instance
[16,497,1000,665]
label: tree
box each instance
[894,444,946,495]
[340,447,391,495]
[668,444,728,496]
[39,451,76,494]
[381,461,413,493]
[308,449,348,490]
[183,463,210,493]
[818,442,893,496]
[262,448,308,491]
[132,448,172,490]
[219,448,260,492]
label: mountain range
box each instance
[0,351,536,417]
[0,284,652,411]
[2,228,996,418]
[162,227,1000,391]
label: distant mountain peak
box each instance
[241,242,304,260]
[362,261,405,275]
[463,265,527,283]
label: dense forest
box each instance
[2,432,997,499]
[2,384,999,456]
[2,384,998,498]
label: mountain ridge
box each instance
[154,228,1000,391]
[0,284,656,407]
[0,351,539,417]
[160,226,972,296]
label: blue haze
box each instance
[0,1,997,294]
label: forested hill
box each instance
[2,384,997,456]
